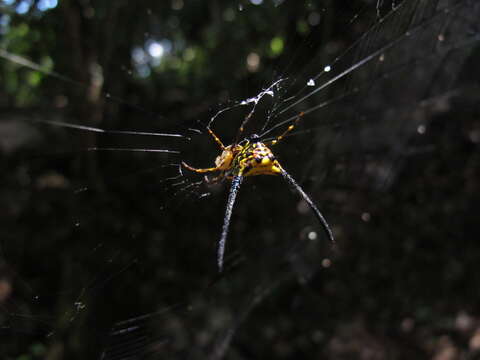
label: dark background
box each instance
[1,0,479,359]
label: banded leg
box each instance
[280,169,335,245]
[206,127,226,150]
[181,161,221,174]
[269,112,304,146]
[234,110,254,145]
[217,175,243,272]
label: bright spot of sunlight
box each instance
[132,47,148,65]
[37,0,58,11]
[246,52,260,72]
[16,0,33,14]
[322,258,332,268]
[270,37,284,56]
[132,46,156,78]
[250,0,264,5]
[133,39,172,76]
[147,41,165,58]
[361,212,371,222]
[417,124,426,134]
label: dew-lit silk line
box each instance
[218,175,243,272]
[262,0,464,138]
[0,48,78,85]
[273,35,406,119]
[266,0,409,123]
[264,32,480,139]
[38,119,185,138]
[87,147,180,154]
[0,49,182,128]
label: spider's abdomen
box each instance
[233,141,282,176]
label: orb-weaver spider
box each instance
[182,112,334,272]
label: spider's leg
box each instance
[269,112,304,146]
[218,175,243,272]
[206,127,226,150]
[234,110,254,144]
[280,169,335,245]
[181,161,220,174]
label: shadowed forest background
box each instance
[1,0,480,359]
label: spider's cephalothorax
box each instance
[182,120,334,272]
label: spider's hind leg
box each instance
[280,168,335,246]
[217,175,243,272]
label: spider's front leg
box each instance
[181,144,235,176]
[181,161,221,174]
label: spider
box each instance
[182,112,334,272]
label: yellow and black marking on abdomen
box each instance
[232,141,283,176]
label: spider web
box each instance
[1,0,480,358]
